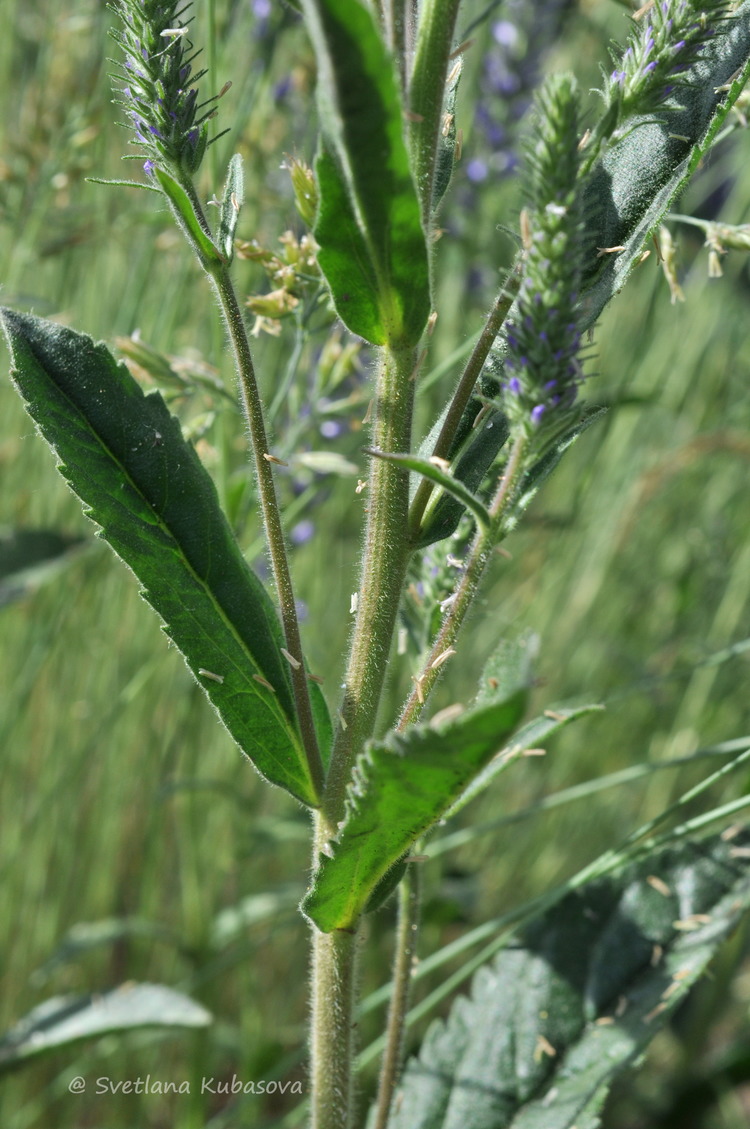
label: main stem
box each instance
[323,343,418,827]
[310,343,417,1129]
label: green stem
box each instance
[209,264,325,798]
[309,344,416,1129]
[373,858,422,1129]
[400,434,528,729]
[408,270,520,540]
[383,0,409,91]
[408,0,462,227]
[323,344,418,827]
[310,814,359,1129]
[165,175,323,795]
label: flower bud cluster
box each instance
[604,0,732,131]
[110,1,225,177]
[502,74,585,434]
[237,231,320,336]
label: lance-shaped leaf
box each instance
[1,310,321,807]
[366,447,492,532]
[301,0,430,346]
[153,166,223,267]
[387,829,750,1129]
[0,984,210,1071]
[581,0,750,328]
[302,687,526,933]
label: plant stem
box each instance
[209,261,325,799]
[400,434,528,729]
[408,0,462,227]
[310,815,359,1129]
[323,344,418,827]
[373,858,422,1129]
[408,272,520,540]
[310,344,417,1129]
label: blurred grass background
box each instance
[1,1,750,1126]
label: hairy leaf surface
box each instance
[388,830,750,1128]
[2,310,321,807]
[302,688,526,932]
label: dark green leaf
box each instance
[218,153,244,263]
[0,984,211,1071]
[0,527,86,608]
[2,310,321,807]
[416,406,510,549]
[302,0,430,346]
[366,447,492,532]
[387,830,750,1128]
[301,688,526,932]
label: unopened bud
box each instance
[284,156,318,228]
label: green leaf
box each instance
[581,1,750,327]
[0,984,210,1071]
[301,0,430,346]
[2,310,321,807]
[387,830,750,1128]
[86,176,161,193]
[365,447,492,532]
[301,687,526,932]
[314,147,385,345]
[416,405,510,549]
[218,153,244,263]
[0,527,86,608]
[153,166,223,267]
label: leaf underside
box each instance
[1,310,321,807]
[0,984,211,1072]
[388,828,750,1129]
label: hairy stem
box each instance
[400,434,528,729]
[408,271,520,540]
[310,814,359,1129]
[373,858,423,1129]
[208,262,325,799]
[323,344,418,827]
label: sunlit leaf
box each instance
[2,311,321,807]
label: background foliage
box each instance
[2,1,750,1126]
